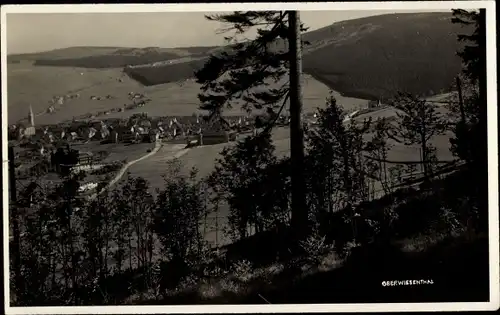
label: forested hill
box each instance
[125,12,467,100]
[300,12,466,100]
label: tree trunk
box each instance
[456,75,472,167]
[68,216,78,305]
[288,11,308,241]
[476,9,488,231]
[8,146,24,298]
[128,235,133,270]
[421,140,428,179]
[478,9,487,129]
[456,76,466,126]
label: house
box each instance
[199,115,233,145]
[78,151,93,165]
[368,100,382,109]
[109,129,119,143]
[120,129,137,143]
[147,129,160,143]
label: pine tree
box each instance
[306,95,372,241]
[195,10,310,241]
[389,92,446,180]
[450,9,487,169]
[450,9,488,231]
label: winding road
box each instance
[87,140,192,200]
[85,140,169,199]
[107,140,163,188]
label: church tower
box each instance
[29,105,35,127]
[24,105,36,137]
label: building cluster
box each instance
[14,144,95,179]
[9,105,289,174]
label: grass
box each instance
[123,229,488,305]
[8,57,360,125]
[71,141,155,163]
[7,63,137,124]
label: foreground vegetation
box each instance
[9,84,489,305]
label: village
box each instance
[8,95,385,200]
[7,100,280,197]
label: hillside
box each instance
[7,46,124,63]
[301,12,466,100]
[126,12,466,100]
[7,46,219,68]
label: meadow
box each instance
[7,62,135,124]
[7,62,369,126]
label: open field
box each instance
[71,141,156,164]
[7,63,137,124]
[128,101,454,189]
[8,61,369,125]
[129,126,455,192]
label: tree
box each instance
[154,160,205,290]
[389,92,446,179]
[13,183,58,306]
[450,9,487,171]
[52,173,85,305]
[451,10,486,87]
[449,8,488,232]
[195,11,310,240]
[207,133,281,240]
[364,117,394,195]
[447,75,480,165]
[306,95,371,240]
[80,180,117,302]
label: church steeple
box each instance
[29,105,35,127]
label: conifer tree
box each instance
[389,92,446,179]
[450,9,488,231]
[450,9,487,170]
[195,11,310,240]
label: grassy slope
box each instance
[8,61,343,125]
[7,63,138,124]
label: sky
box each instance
[6,10,449,54]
